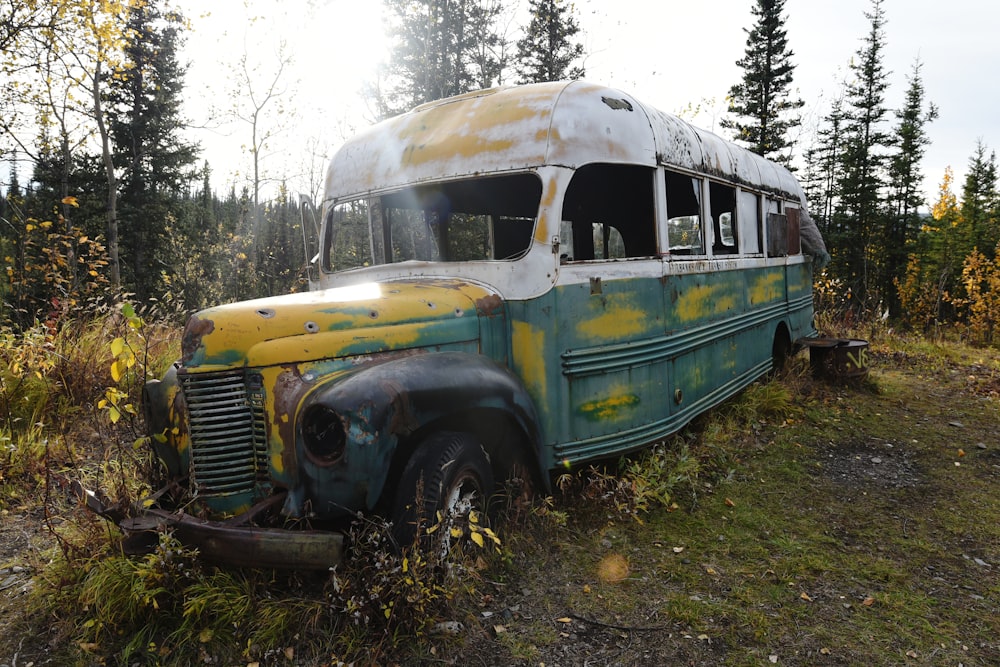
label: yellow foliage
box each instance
[957,244,1000,346]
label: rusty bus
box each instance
[94,81,827,568]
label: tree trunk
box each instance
[92,58,120,289]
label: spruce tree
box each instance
[106,1,198,301]
[832,0,893,314]
[884,59,936,316]
[722,0,803,165]
[960,140,999,259]
[514,0,586,84]
[803,94,847,235]
[378,0,504,117]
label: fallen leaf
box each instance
[705,566,718,576]
[697,633,710,641]
[958,448,965,457]
[906,649,918,658]
[800,591,813,602]
[769,655,779,663]
[725,498,736,507]
[673,546,685,554]
[820,647,831,655]
[862,596,875,606]
[583,584,591,594]
[493,624,507,635]
[556,617,573,624]
[284,647,294,660]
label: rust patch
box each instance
[475,293,504,317]
[272,366,312,476]
[181,315,214,363]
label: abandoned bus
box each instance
[128,81,825,568]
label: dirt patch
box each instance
[813,438,924,490]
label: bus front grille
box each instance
[180,370,269,497]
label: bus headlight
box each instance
[301,405,347,466]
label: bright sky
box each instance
[176,0,997,208]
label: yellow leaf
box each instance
[800,591,813,602]
[556,617,572,624]
[470,531,484,548]
[111,336,125,357]
[111,360,123,383]
[450,526,463,538]
[199,628,213,643]
[61,196,79,207]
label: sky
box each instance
[175,0,998,209]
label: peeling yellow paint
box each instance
[675,284,737,323]
[512,321,547,402]
[750,270,784,304]
[576,303,650,340]
[270,452,285,476]
[194,281,491,368]
[579,390,640,421]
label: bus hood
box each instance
[180,279,503,370]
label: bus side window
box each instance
[737,190,761,254]
[665,170,704,255]
[709,181,737,255]
[766,199,788,257]
[562,163,656,260]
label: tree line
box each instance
[1,0,997,344]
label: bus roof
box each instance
[324,81,804,203]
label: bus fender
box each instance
[297,351,547,511]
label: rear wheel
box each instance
[391,431,494,552]
[771,325,792,375]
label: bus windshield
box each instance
[324,173,542,272]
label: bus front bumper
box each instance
[76,484,345,570]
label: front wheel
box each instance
[391,431,494,553]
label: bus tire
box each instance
[391,431,494,552]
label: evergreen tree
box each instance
[884,59,937,316]
[960,140,999,258]
[514,0,586,84]
[721,0,803,165]
[802,93,847,236]
[831,0,893,314]
[378,0,504,117]
[106,1,198,301]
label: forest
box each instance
[0,0,998,664]
[1,0,997,340]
